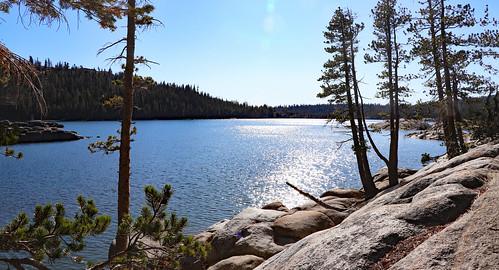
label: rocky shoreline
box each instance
[368,119,432,131]
[369,119,449,141]
[405,122,446,141]
[189,143,499,270]
[0,120,83,144]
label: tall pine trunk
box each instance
[427,0,451,153]
[390,23,400,187]
[340,25,377,199]
[350,40,374,186]
[439,0,460,158]
[385,14,398,187]
[452,72,466,152]
[116,0,136,253]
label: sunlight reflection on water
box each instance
[235,119,356,208]
[0,119,445,268]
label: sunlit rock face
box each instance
[256,143,499,270]
[207,255,265,270]
[189,179,369,269]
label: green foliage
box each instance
[409,0,498,147]
[0,125,23,159]
[365,0,411,99]
[88,127,137,154]
[317,7,363,106]
[0,61,274,120]
[0,125,18,145]
[91,184,207,270]
[421,152,431,165]
[410,1,498,97]
[103,95,124,110]
[317,6,367,129]
[468,89,499,140]
[0,196,110,269]
[0,0,121,30]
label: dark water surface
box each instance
[0,119,444,268]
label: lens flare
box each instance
[266,0,276,13]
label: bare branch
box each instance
[285,182,347,211]
[0,42,46,116]
[97,38,127,55]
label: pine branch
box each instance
[0,257,50,270]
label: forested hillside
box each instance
[0,59,493,121]
[0,59,274,120]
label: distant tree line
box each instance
[274,104,388,119]
[0,59,274,120]
[0,62,495,123]
[275,99,491,121]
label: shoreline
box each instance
[190,142,499,270]
[0,120,83,144]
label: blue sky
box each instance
[1,0,497,106]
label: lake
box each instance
[0,119,444,268]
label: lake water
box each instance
[0,119,445,268]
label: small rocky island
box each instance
[369,119,447,141]
[189,142,499,270]
[0,120,83,144]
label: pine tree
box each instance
[318,7,378,198]
[365,0,410,187]
[0,196,110,269]
[410,1,499,154]
[88,185,206,270]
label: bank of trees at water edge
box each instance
[317,0,498,198]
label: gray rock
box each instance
[372,167,418,183]
[233,208,287,223]
[18,129,82,143]
[255,144,499,270]
[319,188,364,199]
[311,208,349,224]
[369,119,431,131]
[232,223,285,259]
[207,219,230,232]
[261,201,288,211]
[207,208,286,265]
[369,167,418,191]
[0,120,82,143]
[257,205,420,270]
[290,201,316,211]
[207,255,265,270]
[390,173,499,270]
[396,184,477,225]
[430,169,487,189]
[449,173,499,270]
[403,143,499,183]
[194,231,214,243]
[272,211,334,240]
[311,196,360,212]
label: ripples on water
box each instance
[0,119,444,268]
